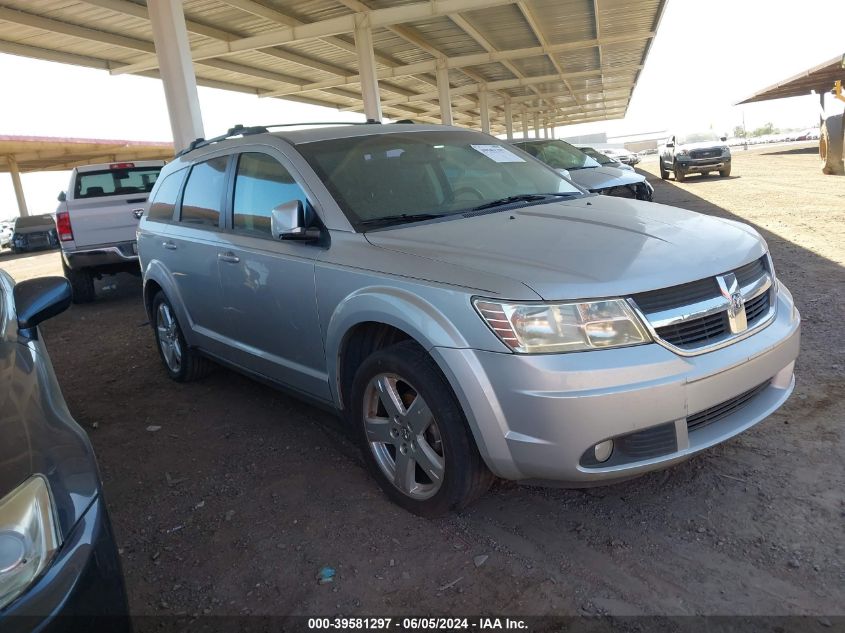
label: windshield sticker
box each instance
[470,144,526,163]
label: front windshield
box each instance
[297,130,581,229]
[677,131,722,145]
[579,147,614,165]
[514,140,600,170]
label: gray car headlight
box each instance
[0,476,61,609]
[474,298,652,353]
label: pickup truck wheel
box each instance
[659,159,669,179]
[152,292,212,382]
[62,262,95,304]
[674,164,687,182]
[351,341,493,517]
[719,165,732,177]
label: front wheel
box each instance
[659,159,669,180]
[152,292,212,382]
[674,164,687,182]
[351,341,493,517]
[719,165,731,177]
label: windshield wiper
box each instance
[469,192,579,212]
[358,212,443,229]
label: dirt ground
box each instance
[1,142,843,622]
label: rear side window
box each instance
[74,167,161,199]
[147,170,185,222]
[180,156,229,227]
[233,153,308,236]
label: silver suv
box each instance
[137,124,800,517]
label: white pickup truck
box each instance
[55,160,165,302]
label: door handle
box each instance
[162,241,177,250]
[218,252,240,264]
[132,208,144,219]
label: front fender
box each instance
[141,259,197,348]
[323,285,474,407]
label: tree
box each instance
[751,122,778,137]
[733,125,746,138]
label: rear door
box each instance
[164,154,230,356]
[216,149,329,400]
[65,162,162,248]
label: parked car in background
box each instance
[137,123,798,517]
[55,160,165,303]
[576,146,636,172]
[0,221,13,249]
[602,147,640,166]
[515,139,653,200]
[0,271,129,631]
[10,215,58,254]
[659,131,732,182]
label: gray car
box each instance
[513,139,653,201]
[137,124,800,517]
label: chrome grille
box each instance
[631,256,775,354]
[687,381,771,432]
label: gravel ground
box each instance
[1,142,843,623]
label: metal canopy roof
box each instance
[0,0,666,132]
[737,54,845,105]
[0,135,173,172]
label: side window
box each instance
[180,156,229,227]
[147,170,185,222]
[233,153,308,236]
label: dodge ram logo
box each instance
[717,272,748,334]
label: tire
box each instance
[351,340,494,517]
[659,158,669,180]
[62,261,95,304]
[151,291,213,382]
[719,164,732,177]
[820,114,844,175]
[674,163,686,182]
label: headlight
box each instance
[473,298,651,353]
[721,146,731,156]
[677,149,689,156]
[0,476,61,609]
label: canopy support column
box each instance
[147,0,204,152]
[504,98,514,141]
[521,109,529,139]
[436,59,453,125]
[354,15,382,122]
[533,113,540,138]
[8,156,28,218]
[479,88,490,134]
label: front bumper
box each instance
[677,157,731,173]
[62,242,138,270]
[0,496,130,633]
[433,284,799,483]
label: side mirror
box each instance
[720,136,727,142]
[14,277,72,340]
[270,200,319,241]
[57,191,66,202]
[666,142,674,148]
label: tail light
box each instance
[56,212,74,242]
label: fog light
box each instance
[594,440,613,463]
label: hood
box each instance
[677,140,728,151]
[566,166,645,192]
[365,196,766,300]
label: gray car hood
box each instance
[566,166,644,192]
[365,196,766,300]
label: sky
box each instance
[1,0,844,217]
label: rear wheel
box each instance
[820,114,844,175]
[674,163,687,182]
[152,291,212,382]
[62,261,95,304]
[351,341,493,517]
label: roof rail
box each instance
[176,120,384,156]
